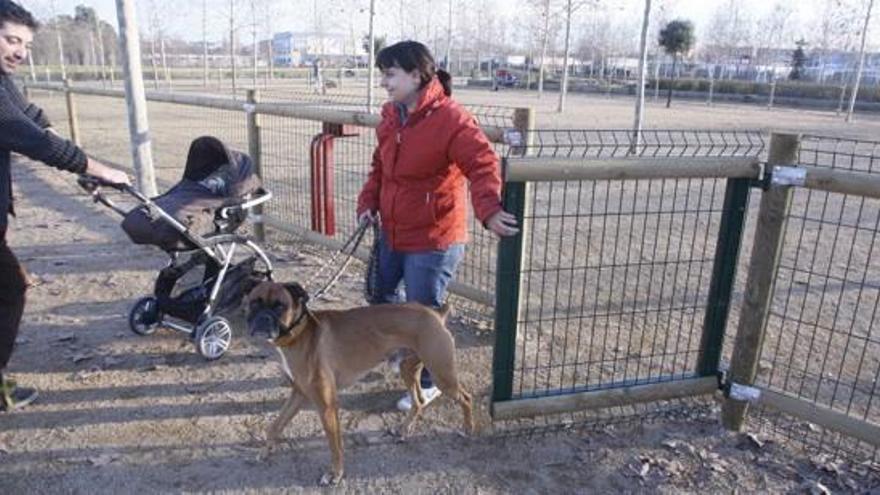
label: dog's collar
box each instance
[275,303,310,347]
[288,304,309,331]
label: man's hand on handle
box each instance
[85,157,131,187]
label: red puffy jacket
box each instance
[357,78,503,252]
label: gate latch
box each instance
[770,166,806,187]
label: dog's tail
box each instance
[435,303,453,321]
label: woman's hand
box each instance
[486,209,519,237]
[358,210,377,226]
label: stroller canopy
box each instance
[121,136,262,251]
[183,136,261,198]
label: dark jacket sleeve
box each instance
[22,102,52,129]
[447,107,503,224]
[1,76,52,128]
[0,86,87,173]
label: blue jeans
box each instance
[370,232,465,388]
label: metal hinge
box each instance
[503,129,523,147]
[728,382,762,403]
[770,165,806,187]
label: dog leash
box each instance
[307,218,375,300]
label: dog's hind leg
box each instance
[431,373,475,436]
[398,355,425,438]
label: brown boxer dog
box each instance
[245,281,473,486]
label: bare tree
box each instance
[536,0,552,98]
[367,0,376,109]
[706,0,752,80]
[203,0,209,87]
[814,0,858,83]
[445,0,453,70]
[846,0,875,122]
[754,2,794,82]
[631,0,652,152]
[48,0,67,80]
[251,0,258,88]
[229,0,238,97]
[557,0,575,111]
[94,15,108,84]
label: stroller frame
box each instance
[79,175,274,360]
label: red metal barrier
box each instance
[309,123,361,236]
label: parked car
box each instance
[495,69,519,88]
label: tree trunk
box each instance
[149,37,159,90]
[367,0,376,110]
[444,0,453,69]
[537,0,550,99]
[557,0,573,113]
[56,27,67,80]
[95,19,108,85]
[230,0,237,98]
[160,37,172,90]
[631,0,652,154]
[203,0,209,87]
[846,0,874,122]
[665,53,677,108]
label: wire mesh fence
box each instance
[745,135,880,462]
[23,83,520,306]
[494,130,766,401]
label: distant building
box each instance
[272,31,348,67]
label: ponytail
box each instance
[436,69,452,96]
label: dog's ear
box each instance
[282,282,310,305]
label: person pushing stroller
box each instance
[0,0,129,412]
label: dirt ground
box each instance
[1,157,878,494]
[2,85,879,493]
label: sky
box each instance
[24,0,880,51]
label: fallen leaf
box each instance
[88,454,118,466]
[102,356,123,367]
[799,480,830,495]
[72,352,94,364]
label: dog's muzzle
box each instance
[248,308,281,339]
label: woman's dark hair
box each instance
[376,41,452,96]
[0,0,39,30]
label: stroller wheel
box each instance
[194,316,232,360]
[129,297,161,336]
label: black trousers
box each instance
[0,228,27,371]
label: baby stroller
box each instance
[78,136,273,360]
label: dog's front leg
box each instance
[314,381,344,486]
[261,388,306,460]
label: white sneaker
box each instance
[396,386,442,412]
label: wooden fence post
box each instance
[512,107,535,157]
[63,78,80,146]
[721,132,800,431]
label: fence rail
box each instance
[24,80,527,307]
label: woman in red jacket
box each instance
[357,41,518,411]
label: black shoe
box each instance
[1,381,38,412]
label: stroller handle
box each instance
[77,174,132,194]
[219,188,272,220]
[77,174,141,217]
